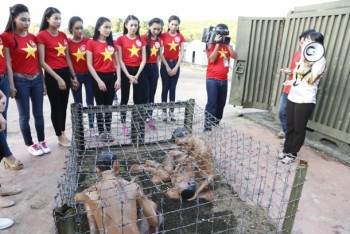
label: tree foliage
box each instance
[29,18,237,43]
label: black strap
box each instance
[293,67,312,86]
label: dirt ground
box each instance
[0,65,349,234]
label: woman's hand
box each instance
[71,78,80,91]
[97,80,107,92]
[0,114,6,132]
[0,94,7,113]
[114,79,121,91]
[9,85,17,98]
[57,78,67,90]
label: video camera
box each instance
[201,26,231,45]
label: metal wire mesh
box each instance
[53,99,307,233]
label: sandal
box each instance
[0,186,22,197]
[2,155,24,171]
[0,197,15,208]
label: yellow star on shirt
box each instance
[218,48,228,58]
[55,42,66,56]
[72,48,86,62]
[168,40,178,51]
[22,43,37,59]
[150,45,158,57]
[128,44,140,57]
[101,48,113,61]
[0,45,3,57]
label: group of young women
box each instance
[0,3,186,229]
[1,4,186,162]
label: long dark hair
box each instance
[68,16,83,34]
[39,7,60,31]
[92,17,114,47]
[123,15,140,37]
[146,17,164,59]
[167,15,181,33]
[5,4,29,49]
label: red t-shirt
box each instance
[2,32,39,74]
[160,32,185,60]
[114,35,144,67]
[86,40,116,73]
[206,44,231,81]
[283,50,301,94]
[141,33,162,64]
[36,30,68,69]
[68,37,90,74]
[0,35,6,74]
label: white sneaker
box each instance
[169,112,176,122]
[0,218,14,230]
[281,154,296,164]
[278,152,288,159]
[28,143,44,156]
[162,112,167,122]
[39,141,51,154]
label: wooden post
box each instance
[71,103,84,152]
[184,98,195,133]
[281,160,309,233]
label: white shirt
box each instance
[288,57,326,104]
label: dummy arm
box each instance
[75,193,99,234]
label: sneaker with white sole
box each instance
[121,126,130,136]
[146,118,156,130]
[162,112,167,122]
[278,152,288,159]
[169,112,176,122]
[281,154,297,164]
[28,143,44,156]
[39,141,51,154]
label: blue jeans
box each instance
[160,60,180,113]
[0,74,13,157]
[204,78,228,130]
[278,92,288,135]
[71,72,94,128]
[14,75,45,146]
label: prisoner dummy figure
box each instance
[130,127,217,201]
[75,151,160,234]
[174,128,217,201]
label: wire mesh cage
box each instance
[53,99,308,234]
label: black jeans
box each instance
[120,66,147,123]
[92,72,116,134]
[284,100,315,155]
[160,60,180,113]
[45,67,71,136]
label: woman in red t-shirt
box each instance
[115,15,146,135]
[3,4,51,159]
[37,7,79,148]
[159,15,185,122]
[141,17,164,130]
[86,17,120,142]
[67,16,95,132]
[204,24,238,132]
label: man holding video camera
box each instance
[203,24,238,131]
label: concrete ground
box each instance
[0,65,349,234]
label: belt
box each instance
[0,73,5,79]
[166,59,178,62]
[14,72,40,80]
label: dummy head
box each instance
[180,184,196,200]
[96,151,118,175]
